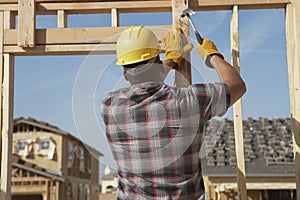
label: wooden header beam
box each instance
[189,0,291,10]
[4,26,171,45]
[2,26,171,55]
[0,0,291,14]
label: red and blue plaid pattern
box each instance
[101,82,230,200]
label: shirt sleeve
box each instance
[190,83,231,121]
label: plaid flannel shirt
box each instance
[101,82,230,200]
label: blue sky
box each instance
[14,9,290,172]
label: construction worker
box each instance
[100,26,246,199]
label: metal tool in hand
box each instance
[180,8,203,45]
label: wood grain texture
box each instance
[18,0,35,47]
[111,8,119,27]
[0,54,14,200]
[231,5,247,200]
[4,26,171,45]
[57,10,67,28]
[0,13,3,195]
[0,11,13,200]
[173,0,191,87]
[4,44,115,55]
[286,2,300,199]
[0,0,290,15]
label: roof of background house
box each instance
[13,117,103,156]
[201,117,295,176]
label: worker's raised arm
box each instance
[210,55,246,106]
[196,38,246,107]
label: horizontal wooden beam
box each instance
[207,175,296,184]
[0,1,172,14]
[0,0,291,14]
[4,44,115,55]
[37,1,172,14]
[217,182,296,190]
[11,185,47,194]
[190,0,291,10]
[4,26,171,45]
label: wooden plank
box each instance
[0,4,18,12]
[37,1,171,14]
[24,1,171,15]
[18,0,35,47]
[4,11,16,29]
[11,185,47,194]
[0,12,3,54]
[1,11,14,200]
[0,53,14,200]
[231,5,247,200]
[1,0,169,3]
[37,0,290,13]
[4,44,115,55]
[218,182,296,190]
[189,0,290,10]
[0,0,291,9]
[4,26,171,45]
[12,177,51,182]
[57,10,67,28]
[208,175,296,184]
[173,0,191,87]
[111,8,119,27]
[56,181,59,200]
[0,0,291,14]
[286,2,300,199]
[203,176,211,200]
[0,13,4,195]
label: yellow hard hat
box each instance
[116,26,163,66]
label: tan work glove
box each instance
[162,28,193,70]
[196,38,224,68]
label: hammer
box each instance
[180,8,203,45]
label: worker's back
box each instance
[101,81,229,199]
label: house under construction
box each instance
[0,0,299,200]
[11,117,102,200]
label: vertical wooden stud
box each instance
[4,11,16,29]
[18,0,35,47]
[0,53,14,200]
[203,176,211,200]
[111,8,119,27]
[231,5,247,200]
[58,10,67,28]
[0,11,4,182]
[172,0,191,87]
[1,10,15,200]
[286,2,300,199]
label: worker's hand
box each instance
[162,27,193,70]
[196,38,224,68]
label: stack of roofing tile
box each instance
[204,117,294,167]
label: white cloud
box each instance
[239,10,285,55]
[201,11,230,36]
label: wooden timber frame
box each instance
[0,0,299,199]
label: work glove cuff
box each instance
[205,53,224,68]
[196,38,223,68]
